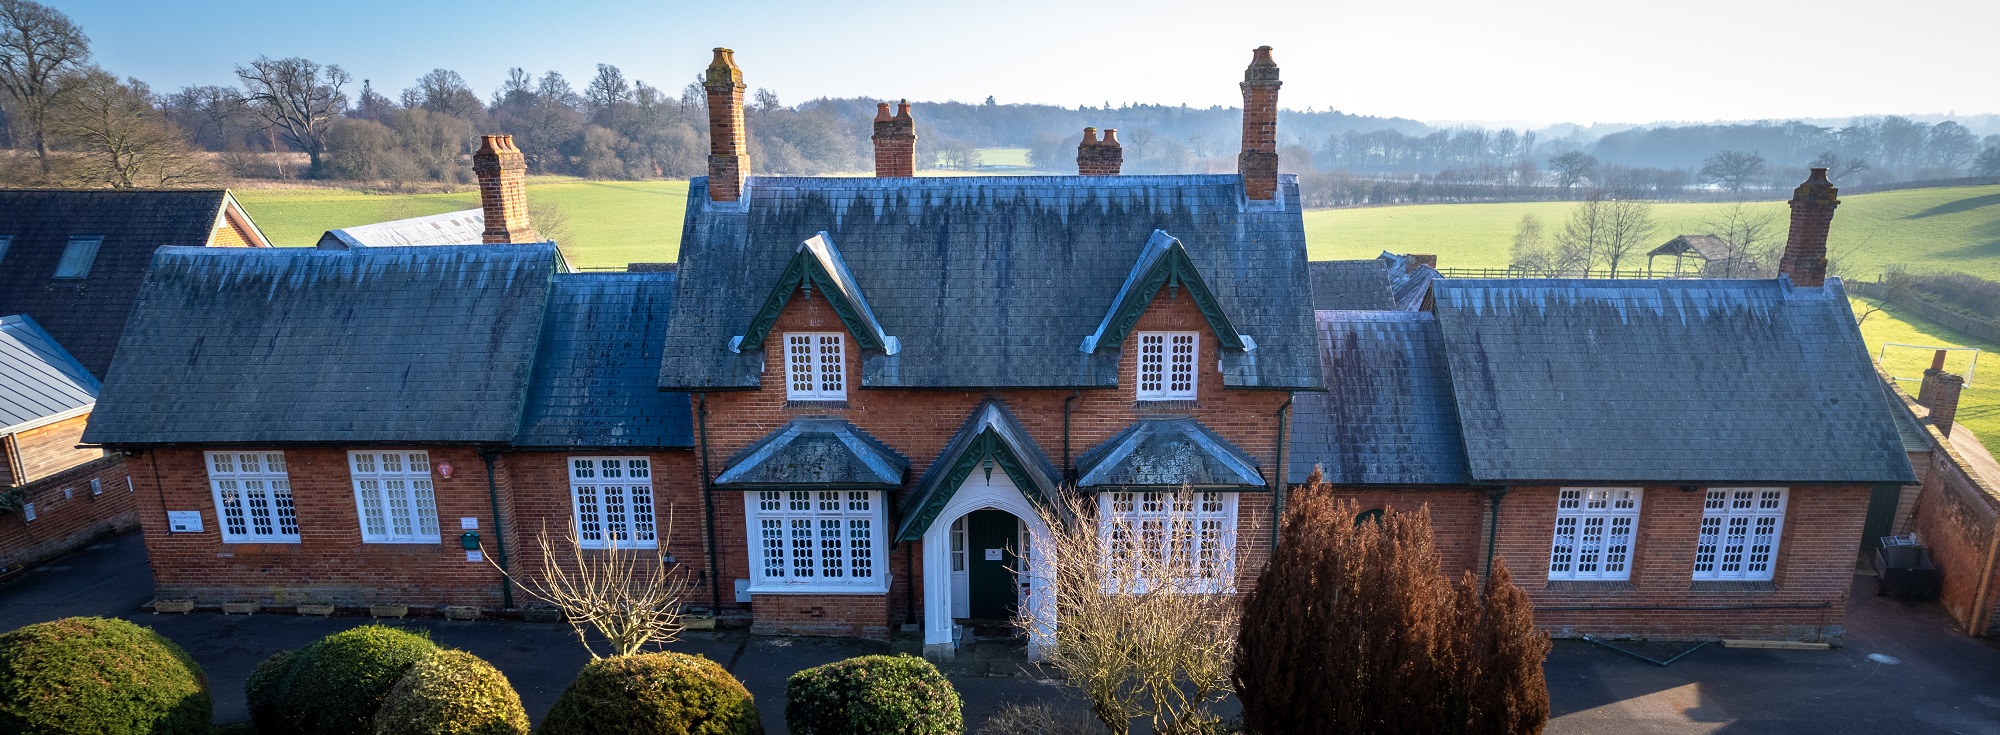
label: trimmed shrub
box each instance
[540,652,763,735]
[786,654,962,735]
[0,616,211,735]
[373,648,529,735]
[246,648,298,733]
[273,625,438,735]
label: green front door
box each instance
[966,509,1019,620]
[1860,484,1903,551]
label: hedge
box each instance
[268,625,438,735]
[373,648,529,735]
[785,654,962,735]
[539,652,763,735]
[0,616,211,735]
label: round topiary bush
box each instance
[272,625,438,735]
[785,654,962,735]
[372,648,529,735]
[539,652,763,735]
[0,616,211,735]
[245,648,298,734]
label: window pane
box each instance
[54,237,101,279]
[818,334,844,394]
[1169,333,1196,394]
[788,334,815,395]
[1692,488,1785,582]
[1138,333,1164,394]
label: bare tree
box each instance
[1023,488,1239,735]
[48,69,215,188]
[1699,202,1783,277]
[405,68,481,120]
[1810,150,1870,181]
[1547,151,1597,197]
[1509,213,1553,276]
[1598,196,1658,275]
[0,0,89,174]
[234,56,350,176]
[1699,149,1767,194]
[1552,194,1608,276]
[486,515,691,660]
[1972,146,2000,178]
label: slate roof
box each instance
[714,419,908,488]
[513,272,692,448]
[1431,277,1915,484]
[0,190,238,378]
[85,245,560,445]
[662,174,1321,391]
[317,209,485,249]
[0,314,99,435]
[1308,260,1395,311]
[1290,311,1471,486]
[1381,252,1440,312]
[1076,417,1265,489]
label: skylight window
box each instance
[54,236,102,279]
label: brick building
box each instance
[84,47,1910,654]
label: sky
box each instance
[56,0,2000,127]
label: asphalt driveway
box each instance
[4,533,1998,734]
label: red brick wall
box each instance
[1313,487,1489,576]
[130,446,710,611]
[695,285,1292,635]
[1493,485,1868,642]
[751,593,892,639]
[13,413,105,483]
[1908,445,2000,636]
[0,455,136,573]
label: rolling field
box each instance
[1304,185,2000,281]
[236,178,689,269]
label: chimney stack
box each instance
[704,48,748,203]
[1780,167,1838,287]
[873,100,917,177]
[1077,127,1123,175]
[1919,349,1948,405]
[1930,371,1966,437]
[473,135,536,244]
[1239,46,1282,201]
[1407,254,1438,273]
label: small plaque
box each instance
[466,550,484,563]
[460,517,479,530]
[985,548,1004,561]
[167,511,203,533]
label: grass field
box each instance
[1305,185,2000,281]
[236,178,688,269]
[1855,296,1999,443]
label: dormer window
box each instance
[1136,331,1197,401]
[785,332,846,400]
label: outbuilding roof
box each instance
[1308,260,1395,311]
[0,314,99,435]
[514,272,692,448]
[1431,277,1915,485]
[0,189,258,378]
[317,209,486,249]
[661,174,1321,391]
[1289,311,1471,486]
[86,245,560,445]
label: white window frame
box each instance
[349,450,440,544]
[204,451,299,543]
[1693,487,1788,581]
[783,332,847,400]
[1547,488,1642,581]
[1097,491,1237,593]
[1135,331,1198,401]
[569,457,658,549]
[744,490,886,593]
[54,236,102,279]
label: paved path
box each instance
[4,533,1999,734]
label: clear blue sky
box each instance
[56,0,2000,126]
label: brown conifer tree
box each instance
[1235,471,1550,734]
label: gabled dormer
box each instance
[1082,230,1258,401]
[728,232,896,401]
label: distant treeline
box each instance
[3,0,1998,204]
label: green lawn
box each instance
[1305,185,2000,281]
[974,147,1033,168]
[1854,296,1997,442]
[235,178,688,270]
